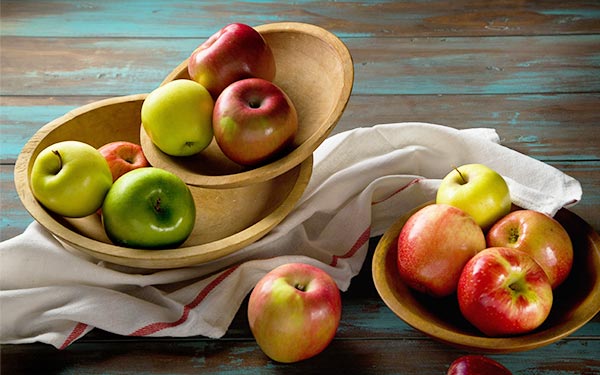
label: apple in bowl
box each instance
[102,167,196,249]
[30,140,113,218]
[212,78,298,166]
[98,141,150,181]
[396,203,486,297]
[458,247,553,336]
[486,209,573,289]
[188,23,276,99]
[436,163,511,230]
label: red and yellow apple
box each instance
[486,210,573,289]
[247,263,342,363]
[98,141,150,181]
[188,23,276,99]
[102,167,196,249]
[212,78,298,166]
[436,163,511,230]
[396,204,486,297]
[457,247,553,336]
[30,140,113,217]
[141,79,214,157]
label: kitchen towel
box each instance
[0,122,582,348]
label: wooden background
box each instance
[1,1,599,374]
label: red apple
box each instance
[247,263,342,363]
[458,247,553,336]
[486,210,573,289]
[447,355,512,375]
[98,141,150,181]
[188,23,276,99]
[397,204,486,297]
[212,78,298,166]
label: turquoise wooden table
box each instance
[1,1,599,373]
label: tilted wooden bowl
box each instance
[140,22,354,188]
[372,202,600,353]
[14,94,312,269]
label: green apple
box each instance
[141,79,214,156]
[102,167,196,249]
[436,163,511,230]
[30,140,113,217]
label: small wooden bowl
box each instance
[372,202,600,353]
[14,94,312,269]
[140,22,354,188]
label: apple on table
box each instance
[188,23,276,99]
[30,140,113,218]
[447,355,512,375]
[396,203,486,297]
[457,246,553,336]
[247,263,342,363]
[98,141,150,181]
[486,209,573,289]
[102,167,196,249]
[212,78,298,166]
[142,79,214,157]
[436,163,511,230]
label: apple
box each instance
[247,263,342,363]
[396,204,486,297]
[436,163,511,230]
[188,23,276,99]
[102,167,196,249]
[30,140,112,217]
[447,355,512,375]
[98,141,150,181]
[212,78,298,166]
[486,210,573,289]
[141,79,214,157]
[458,247,553,336]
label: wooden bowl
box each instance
[14,94,312,269]
[372,202,600,353]
[140,22,354,188]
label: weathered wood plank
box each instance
[1,35,599,97]
[2,336,599,374]
[1,0,599,38]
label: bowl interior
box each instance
[14,94,312,269]
[372,203,600,353]
[140,22,354,188]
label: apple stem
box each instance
[453,166,467,184]
[294,283,306,292]
[153,197,162,212]
[52,150,63,171]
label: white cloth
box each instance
[0,123,582,348]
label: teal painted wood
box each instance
[1,0,599,38]
[2,35,598,96]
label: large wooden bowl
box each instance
[140,22,353,188]
[372,202,600,353]
[14,94,312,269]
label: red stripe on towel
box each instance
[129,265,240,337]
[330,226,371,267]
[59,322,89,350]
[372,178,422,205]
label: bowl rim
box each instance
[14,94,314,269]
[140,21,354,189]
[372,201,600,353]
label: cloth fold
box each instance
[0,123,582,348]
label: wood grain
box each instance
[1,1,599,373]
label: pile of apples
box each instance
[142,23,299,167]
[29,23,300,250]
[397,163,574,336]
